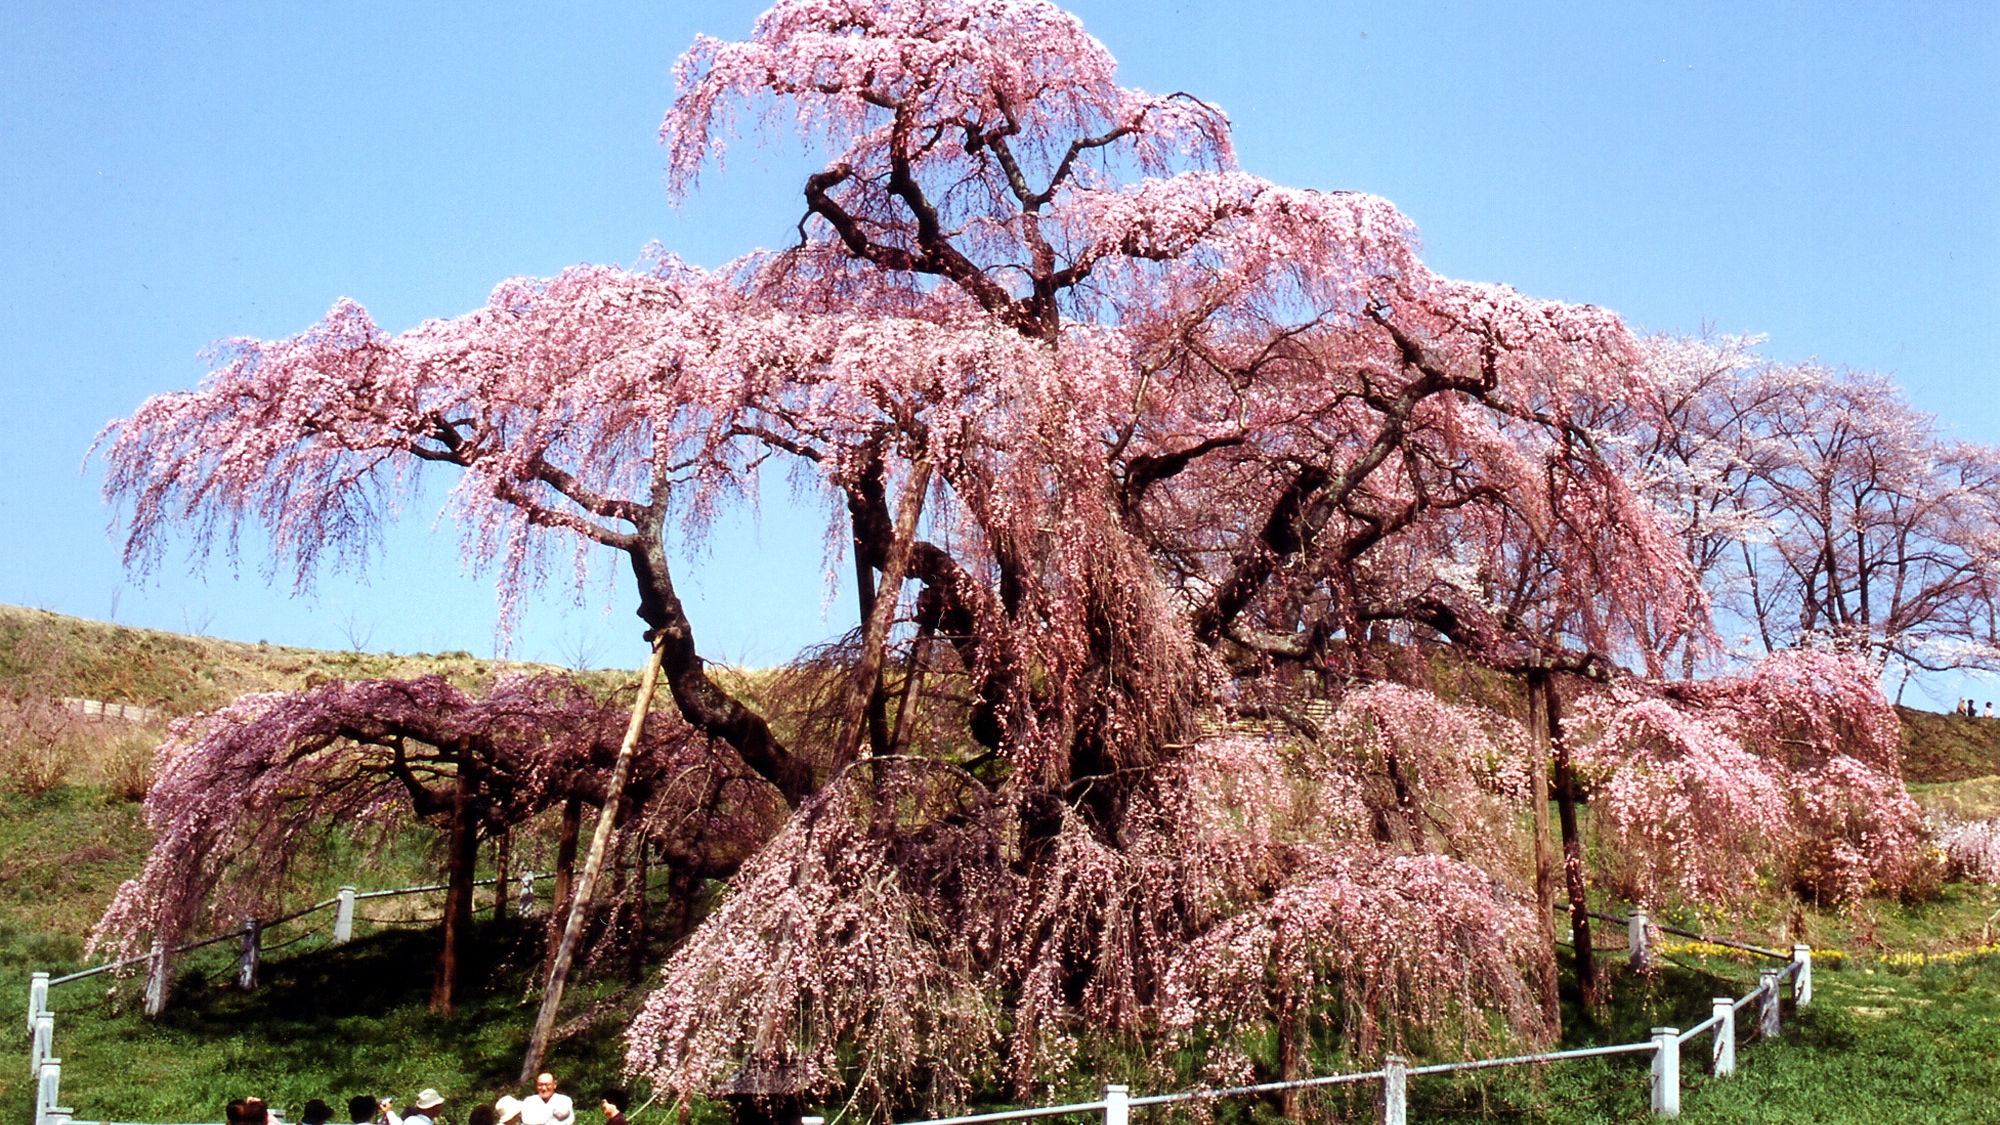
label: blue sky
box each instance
[3,1,1994,701]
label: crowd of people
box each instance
[221,1072,631,1125]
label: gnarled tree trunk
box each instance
[430,769,480,1015]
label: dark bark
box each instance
[629,532,815,804]
[629,837,651,983]
[1546,675,1597,1006]
[837,457,934,769]
[552,795,582,920]
[493,830,511,923]
[1525,669,1560,1029]
[1383,748,1426,851]
[430,770,480,1015]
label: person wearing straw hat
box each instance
[405,1089,446,1125]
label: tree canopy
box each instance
[95,0,1944,1112]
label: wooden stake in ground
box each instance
[520,634,667,1081]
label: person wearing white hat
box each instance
[405,1090,446,1125]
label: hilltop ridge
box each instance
[0,603,597,717]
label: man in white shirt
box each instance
[517,1073,574,1125]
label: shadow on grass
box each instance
[1,917,646,1125]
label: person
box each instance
[405,1090,446,1125]
[348,1096,380,1125]
[517,1074,574,1125]
[598,1089,629,1125]
[469,1107,500,1125]
[228,1100,248,1125]
[243,1099,272,1125]
[302,1101,335,1125]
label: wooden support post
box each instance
[143,939,168,1017]
[1792,944,1812,1006]
[334,886,356,945]
[237,917,261,991]
[1759,969,1781,1038]
[1628,910,1651,971]
[1710,998,1735,1076]
[1379,1056,1408,1125]
[1101,1084,1128,1125]
[1650,1027,1680,1118]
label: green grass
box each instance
[0,786,151,939]
[1276,953,2000,1124]
[0,920,664,1125]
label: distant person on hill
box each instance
[1985,702,1993,718]
[518,1074,574,1125]
[598,1089,630,1125]
[302,1101,335,1125]
[405,1090,446,1125]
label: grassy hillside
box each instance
[0,604,580,715]
[1897,704,2000,784]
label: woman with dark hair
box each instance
[469,1106,500,1125]
[597,1090,629,1125]
[302,1100,335,1125]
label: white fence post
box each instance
[1758,969,1781,1038]
[35,1056,62,1125]
[1380,1055,1408,1125]
[1710,998,1734,1076]
[334,886,357,945]
[1628,910,1652,970]
[27,970,48,1032]
[143,938,169,1017]
[237,917,261,990]
[517,870,537,917]
[1650,1027,1679,1117]
[1792,944,1812,1007]
[1102,1084,1128,1125]
[30,1013,52,1079]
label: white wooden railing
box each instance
[27,870,555,1125]
[875,913,1813,1125]
[27,907,1811,1125]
